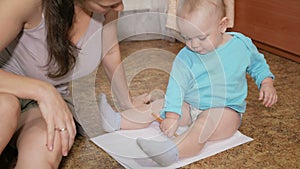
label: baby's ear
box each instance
[219,17,229,33]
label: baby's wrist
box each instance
[166,112,180,120]
[261,77,273,85]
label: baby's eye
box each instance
[197,36,207,41]
[181,35,191,42]
[185,38,192,42]
[183,37,191,42]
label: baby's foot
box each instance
[136,138,178,166]
[98,93,121,132]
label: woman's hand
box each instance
[259,78,278,107]
[0,70,76,155]
[160,112,180,138]
[37,84,76,156]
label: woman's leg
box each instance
[99,93,164,131]
[0,93,20,153]
[14,107,65,169]
[99,92,193,132]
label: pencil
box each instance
[151,113,163,123]
[151,113,179,137]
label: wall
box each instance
[231,0,300,62]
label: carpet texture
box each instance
[1,40,299,169]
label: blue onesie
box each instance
[160,32,274,118]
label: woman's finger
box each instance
[56,126,69,156]
[46,120,55,151]
[66,120,76,150]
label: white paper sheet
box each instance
[91,122,253,169]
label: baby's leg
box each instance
[137,138,179,166]
[122,100,191,130]
[176,107,241,158]
[120,98,164,130]
[207,108,241,141]
[135,102,191,166]
[178,102,192,126]
[137,107,240,166]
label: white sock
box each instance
[136,138,179,166]
[98,93,121,132]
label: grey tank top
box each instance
[0,13,105,95]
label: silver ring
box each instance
[55,127,67,132]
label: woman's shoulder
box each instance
[0,0,42,51]
[1,0,42,16]
[0,0,43,28]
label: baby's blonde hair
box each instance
[177,0,226,20]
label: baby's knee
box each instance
[193,115,216,143]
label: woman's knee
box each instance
[16,117,65,168]
[0,93,20,133]
[0,93,20,117]
[0,94,20,153]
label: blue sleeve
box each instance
[160,55,192,118]
[244,37,275,89]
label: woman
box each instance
[0,0,147,168]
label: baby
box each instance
[99,0,277,166]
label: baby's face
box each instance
[178,11,223,55]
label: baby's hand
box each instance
[160,113,180,138]
[259,78,278,107]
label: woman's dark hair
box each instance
[43,0,78,78]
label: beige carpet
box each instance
[1,40,299,169]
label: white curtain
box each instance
[118,0,169,41]
[118,0,235,41]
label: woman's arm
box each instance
[0,0,48,99]
[0,0,30,51]
[101,10,132,110]
[101,10,149,110]
[0,0,76,155]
